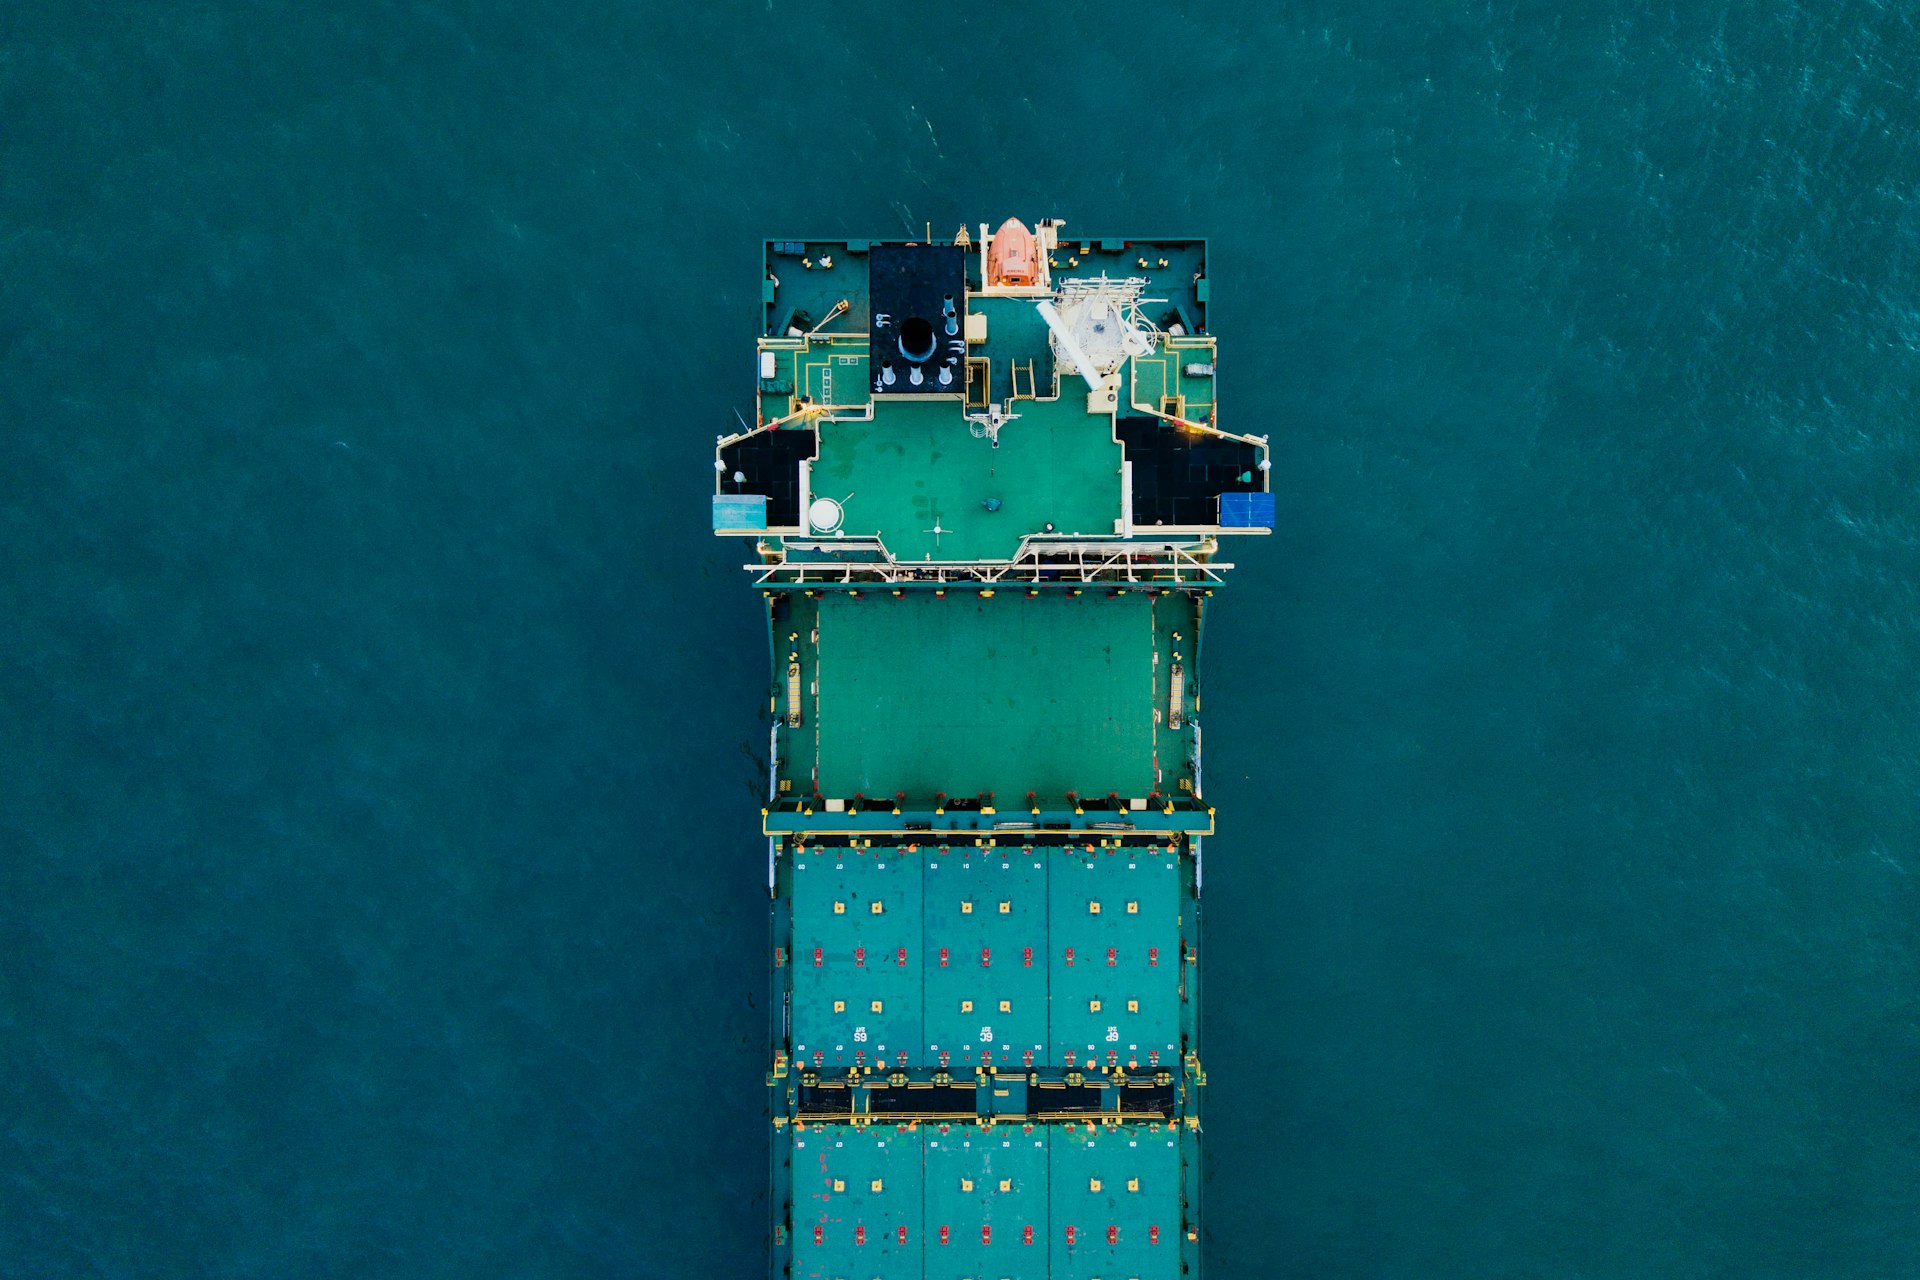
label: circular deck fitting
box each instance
[808,497,845,533]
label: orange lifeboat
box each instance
[987,217,1038,287]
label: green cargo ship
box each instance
[713,218,1272,1279]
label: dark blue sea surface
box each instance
[4,2,1917,1276]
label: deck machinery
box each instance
[713,220,1272,1280]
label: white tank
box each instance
[807,497,844,533]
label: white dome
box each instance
[808,497,844,533]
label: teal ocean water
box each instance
[4,3,1918,1275]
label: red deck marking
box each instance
[896,946,907,966]
[1150,1225,1161,1244]
[1108,1225,1119,1245]
[982,1224,992,1244]
[1022,946,1033,967]
[1064,947,1075,967]
[1148,946,1159,966]
[939,947,950,966]
[1107,946,1117,966]
[939,1225,950,1245]
[897,1226,908,1244]
[854,1225,865,1246]
[854,946,865,966]
[813,1226,823,1245]
[1023,1224,1034,1245]
[1066,1225,1077,1246]
[813,947,823,966]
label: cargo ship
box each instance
[712,219,1272,1279]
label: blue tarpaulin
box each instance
[1217,491,1275,529]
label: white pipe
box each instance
[1036,300,1110,391]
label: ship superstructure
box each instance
[713,220,1271,1279]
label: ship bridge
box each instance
[713,221,1268,1280]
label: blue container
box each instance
[1217,491,1275,529]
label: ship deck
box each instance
[809,393,1124,563]
[775,589,1198,805]
[785,840,1188,1073]
[788,1122,1189,1279]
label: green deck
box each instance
[923,849,1050,1068]
[799,343,871,409]
[967,295,1058,407]
[1048,1123,1183,1279]
[789,1122,1184,1280]
[786,843,1187,1071]
[790,1125,923,1280]
[765,243,872,338]
[1127,335,1218,425]
[788,591,1199,804]
[1046,846,1182,1070]
[810,397,1122,562]
[924,1128,1052,1279]
[790,846,924,1071]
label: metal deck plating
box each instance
[713,220,1268,1280]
